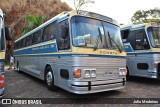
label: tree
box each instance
[71,0,94,11]
[131,8,160,23]
[22,14,46,35]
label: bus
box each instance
[121,23,160,79]
[14,10,126,94]
[0,9,11,97]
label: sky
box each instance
[61,0,160,24]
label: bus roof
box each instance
[120,22,160,31]
[15,10,118,43]
[120,23,149,31]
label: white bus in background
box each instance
[121,23,160,79]
[14,10,126,94]
[0,9,11,98]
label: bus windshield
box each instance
[147,27,160,48]
[71,16,123,50]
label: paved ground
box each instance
[2,68,160,107]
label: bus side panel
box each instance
[15,55,59,80]
[127,53,157,78]
[126,54,136,76]
[134,54,152,77]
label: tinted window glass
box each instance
[58,20,70,50]
[135,29,150,50]
[21,39,26,47]
[43,22,56,41]
[32,30,42,44]
[121,30,130,43]
[127,31,136,50]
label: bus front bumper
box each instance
[68,78,126,94]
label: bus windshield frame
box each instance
[71,16,123,51]
[147,27,160,48]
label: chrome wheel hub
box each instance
[46,71,53,86]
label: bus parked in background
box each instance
[0,9,11,97]
[14,10,126,94]
[121,23,160,79]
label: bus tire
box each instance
[45,66,57,91]
[16,62,21,73]
[126,67,130,80]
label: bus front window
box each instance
[148,27,160,48]
[71,16,123,50]
[0,17,5,51]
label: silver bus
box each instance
[121,23,160,79]
[14,10,126,94]
[0,9,11,97]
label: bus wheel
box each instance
[45,66,57,91]
[126,67,130,80]
[17,62,21,73]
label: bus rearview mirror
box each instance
[5,27,12,40]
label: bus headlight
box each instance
[84,69,96,78]
[91,70,96,78]
[84,70,90,78]
[119,68,126,76]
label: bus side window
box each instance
[32,30,42,44]
[16,41,19,49]
[127,31,136,50]
[121,30,129,43]
[26,36,29,46]
[19,40,22,49]
[135,29,150,50]
[21,38,26,47]
[42,22,56,41]
[28,35,33,46]
[58,20,70,50]
[14,43,17,50]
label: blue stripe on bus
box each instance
[14,43,58,55]
[127,52,160,55]
[0,59,5,62]
[14,53,126,58]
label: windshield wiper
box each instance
[94,27,102,51]
[108,32,122,53]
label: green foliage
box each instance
[22,14,46,36]
[131,8,160,23]
[72,0,95,11]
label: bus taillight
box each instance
[153,63,157,68]
[0,76,4,87]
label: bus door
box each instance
[134,29,151,77]
[122,29,136,76]
[55,19,70,87]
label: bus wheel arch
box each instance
[44,65,57,91]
